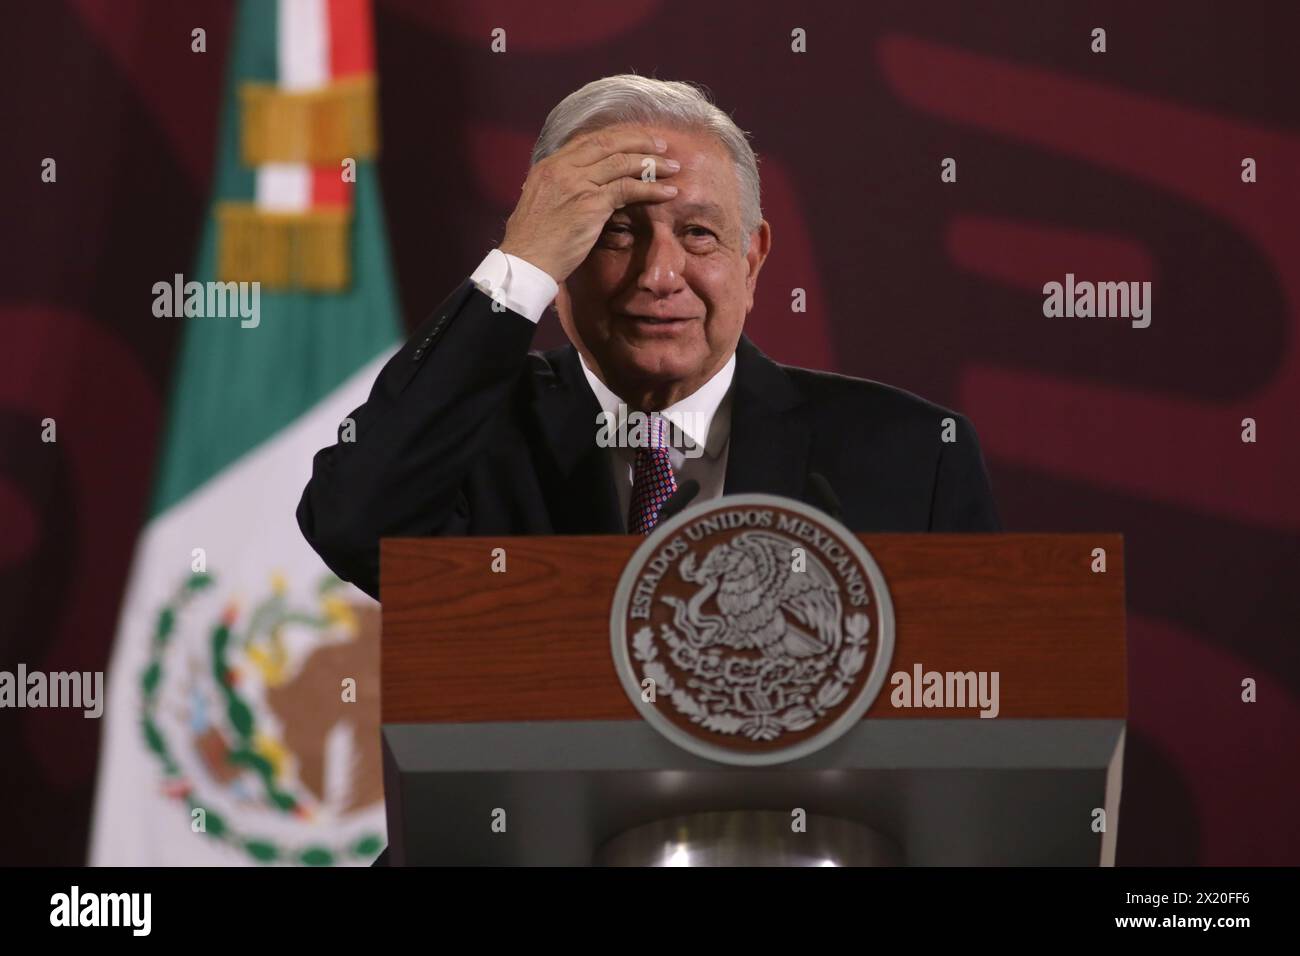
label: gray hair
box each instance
[530,74,762,241]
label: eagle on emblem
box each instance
[663,530,844,661]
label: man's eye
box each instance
[600,225,634,247]
[685,226,716,239]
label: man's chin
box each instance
[607,343,701,389]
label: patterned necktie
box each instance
[628,415,678,534]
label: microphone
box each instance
[657,479,700,524]
[805,472,843,522]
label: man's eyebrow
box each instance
[675,201,728,221]
[609,200,731,224]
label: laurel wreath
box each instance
[140,572,383,865]
[632,612,872,741]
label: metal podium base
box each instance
[383,718,1126,865]
[594,810,901,866]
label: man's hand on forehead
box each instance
[499,130,682,283]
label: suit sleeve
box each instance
[929,413,1002,531]
[296,280,537,598]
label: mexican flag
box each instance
[90,0,399,865]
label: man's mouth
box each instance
[618,312,697,326]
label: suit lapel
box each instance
[723,336,812,500]
[529,346,625,533]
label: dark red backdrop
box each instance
[2,0,1297,865]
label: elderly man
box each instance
[298,75,999,600]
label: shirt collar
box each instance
[578,350,735,459]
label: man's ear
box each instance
[744,220,772,310]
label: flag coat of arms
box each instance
[90,0,399,865]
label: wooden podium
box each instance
[380,533,1126,865]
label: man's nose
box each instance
[636,233,687,297]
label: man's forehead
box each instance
[601,130,739,222]
[675,199,729,219]
[613,194,736,226]
[599,122,733,175]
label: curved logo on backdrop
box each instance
[610,494,895,766]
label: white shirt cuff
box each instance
[469,248,559,324]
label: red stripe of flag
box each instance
[311,167,351,207]
[310,0,373,208]
[328,0,373,77]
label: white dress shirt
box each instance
[470,249,735,528]
[470,248,559,322]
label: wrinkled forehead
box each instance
[598,122,743,224]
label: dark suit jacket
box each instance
[297,279,1000,600]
